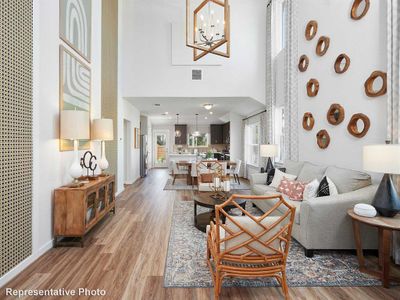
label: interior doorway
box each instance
[153,130,169,168]
[123,119,132,184]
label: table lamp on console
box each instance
[92,118,114,176]
[60,110,90,187]
[260,144,278,173]
[363,144,400,217]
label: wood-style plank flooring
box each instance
[1,169,400,299]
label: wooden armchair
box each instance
[207,194,296,299]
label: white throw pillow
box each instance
[327,176,339,196]
[270,168,297,189]
[303,179,320,200]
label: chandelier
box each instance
[186,0,230,61]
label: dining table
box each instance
[175,160,237,185]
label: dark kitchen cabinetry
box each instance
[210,122,230,145]
[222,122,230,144]
[175,124,187,145]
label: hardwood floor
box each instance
[1,169,400,300]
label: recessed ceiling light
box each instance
[165,112,169,115]
[203,104,214,110]
[154,104,161,106]
[209,111,213,115]
[204,116,208,120]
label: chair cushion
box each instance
[323,166,372,194]
[200,173,213,183]
[284,160,304,177]
[225,216,283,255]
[297,162,327,182]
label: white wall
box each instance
[117,99,141,191]
[119,0,267,104]
[297,0,387,172]
[0,0,102,287]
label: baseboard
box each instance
[0,239,53,288]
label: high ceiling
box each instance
[126,97,266,125]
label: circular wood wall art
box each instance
[347,113,371,138]
[305,20,318,41]
[327,104,345,125]
[364,71,387,97]
[316,36,330,56]
[316,130,331,149]
[307,79,319,97]
[302,112,315,131]
[334,54,351,74]
[298,55,309,72]
[351,0,370,20]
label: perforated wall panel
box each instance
[0,0,33,277]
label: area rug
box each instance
[164,199,382,288]
[163,178,251,191]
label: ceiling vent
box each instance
[192,69,202,80]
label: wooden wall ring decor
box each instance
[302,112,315,131]
[316,36,330,56]
[298,55,309,72]
[307,79,319,97]
[364,71,387,97]
[327,104,345,125]
[316,130,330,149]
[334,54,351,74]
[305,20,318,41]
[347,113,370,138]
[351,0,370,20]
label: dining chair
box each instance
[172,161,189,185]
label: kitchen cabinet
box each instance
[210,123,230,145]
[222,122,230,144]
[175,125,187,145]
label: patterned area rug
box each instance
[163,178,251,191]
[164,199,382,288]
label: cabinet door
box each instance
[175,125,187,145]
[107,181,115,206]
[85,192,97,227]
[210,125,223,144]
[97,186,106,215]
[223,122,230,144]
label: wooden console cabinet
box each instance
[54,175,116,247]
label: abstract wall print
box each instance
[60,46,91,151]
[60,0,92,62]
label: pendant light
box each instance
[175,114,182,137]
[192,114,200,137]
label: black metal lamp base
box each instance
[265,157,274,174]
[372,174,400,217]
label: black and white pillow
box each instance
[266,168,286,185]
[317,176,338,197]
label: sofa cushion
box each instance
[323,166,372,193]
[252,184,276,195]
[297,162,327,182]
[284,160,304,176]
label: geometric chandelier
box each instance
[186,0,230,61]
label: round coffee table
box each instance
[193,192,247,232]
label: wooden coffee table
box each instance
[193,192,247,232]
[348,209,400,288]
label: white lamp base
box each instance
[98,140,109,176]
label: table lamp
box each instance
[363,144,400,217]
[92,118,114,176]
[60,110,90,187]
[260,144,278,173]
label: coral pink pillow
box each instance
[277,178,307,201]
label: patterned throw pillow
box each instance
[277,178,307,201]
[317,176,339,197]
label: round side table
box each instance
[347,209,400,288]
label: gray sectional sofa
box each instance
[250,160,379,257]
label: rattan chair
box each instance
[207,194,296,299]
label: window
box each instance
[274,107,285,163]
[271,0,287,58]
[245,122,260,166]
[188,133,209,147]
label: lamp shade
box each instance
[363,144,400,174]
[260,144,278,157]
[60,110,90,140]
[92,119,114,141]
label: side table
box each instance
[348,209,400,288]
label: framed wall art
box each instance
[59,46,91,151]
[60,0,92,62]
